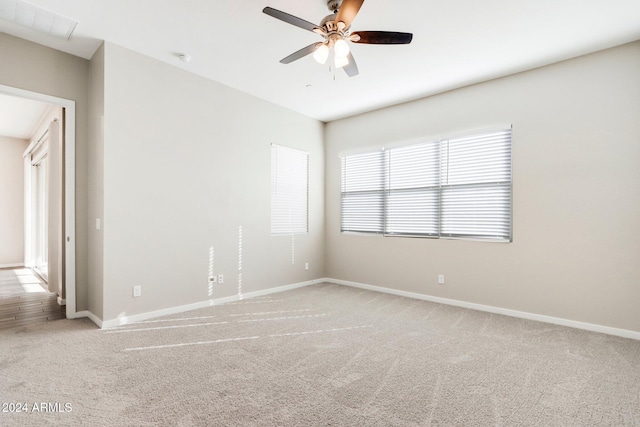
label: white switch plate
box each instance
[96,218,101,230]
[305,262,309,271]
[218,274,224,284]
[133,285,141,297]
[438,275,445,285]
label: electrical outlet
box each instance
[218,274,224,284]
[209,276,216,284]
[305,262,309,271]
[133,285,142,297]
[438,275,445,285]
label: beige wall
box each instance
[0,136,29,266]
[101,43,325,322]
[87,44,105,319]
[0,33,89,310]
[325,41,640,333]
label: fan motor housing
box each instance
[320,13,338,28]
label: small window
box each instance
[340,128,512,242]
[271,144,309,235]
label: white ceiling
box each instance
[0,92,50,139]
[1,0,640,122]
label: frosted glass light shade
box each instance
[334,39,350,57]
[313,44,330,64]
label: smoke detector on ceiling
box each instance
[0,0,77,40]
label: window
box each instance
[341,151,385,234]
[386,141,441,237]
[271,144,309,235]
[341,129,512,241]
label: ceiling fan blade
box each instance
[343,52,359,77]
[263,7,320,33]
[280,43,322,64]
[335,0,364,29]
[351,31,413,44]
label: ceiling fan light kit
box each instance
[313,43,330,64]
[334,39,350,58]
[263,0,413,77]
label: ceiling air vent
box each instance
[0,0,77,40]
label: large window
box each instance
[271,144,309,235]
[341,129,512,241]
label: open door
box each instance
[24,112,65,300]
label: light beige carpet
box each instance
[1,283,639,426]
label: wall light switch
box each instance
[305,262,309,271]
[438,275,445,285]
[133,285,141,297]
[96,218,101,230]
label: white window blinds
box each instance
[341,151,385,234]
[271,144,309,235]
[386,141,441,237]
[440,130,512,240]
[340,128,512,242]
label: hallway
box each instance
[0,267,64,330]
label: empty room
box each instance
[1,0,639,425]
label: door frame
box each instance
[0,84,77,319]
[32,153,49,278]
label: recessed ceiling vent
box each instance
[0,0,77,40]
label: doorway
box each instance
[24,108,64,300]
[0,84,77,319]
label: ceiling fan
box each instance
[263,0,413,77]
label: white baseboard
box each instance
[73,310,103,328]
[325,278,640,341]
[0,263,24,269]
[100,278,324,329]
[57,297,66,306]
